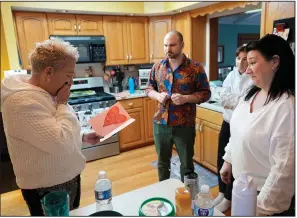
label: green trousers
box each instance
[153,123,195,182]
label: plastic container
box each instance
[175,187,192,216]
[193,185,214,216]
[95,171,113,212]
[184,172,199,211]
[231,173,257,216]
[128,77,135,94]
[139,197,175,216]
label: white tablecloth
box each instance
[70,178,225,216]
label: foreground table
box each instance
[71,178,225,216]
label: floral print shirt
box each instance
[146,55,211,127]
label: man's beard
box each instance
[167,52,180,59]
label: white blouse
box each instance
[220,68,252,123]
[223,93,295,215]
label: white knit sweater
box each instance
[1,75,86,189]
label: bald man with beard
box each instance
[146,30,211,182]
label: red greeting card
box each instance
[89,102,135,142]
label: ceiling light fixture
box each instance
[179,9,183,13]
[130,13,134,16]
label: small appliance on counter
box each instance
[109,68,125,93]
[138,69,151,90]
[69,77,120,161]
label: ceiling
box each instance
[219,11,261,26]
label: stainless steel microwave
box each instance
[49,36,106,63]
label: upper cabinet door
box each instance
[47,13,77,35]
[76,15,103,35]
[149,16,171,63]
[103,16,129,65]
[172,12,191,58]
[15,12,49,70]
[126,17,149,64]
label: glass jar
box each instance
[175,187,192,216]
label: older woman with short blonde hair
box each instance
[1,39,100,215]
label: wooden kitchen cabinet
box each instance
[103,16,129,65]
[76,15,103,35]
[194,107,223,173]
[47,13,77,35]
[119,107,145,150]
[172,12,206,64]
[200,120,220,173]
[143,97,158,143]
[47,13,103,35]
[172,12,191,58]
[149,16,172,63]
[14,12,49,70]
[103,16,149,65]
[126,17,149,64]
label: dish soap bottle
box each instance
[128,77,135,94]
[231,173,257,216]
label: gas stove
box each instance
[69,77,119,161]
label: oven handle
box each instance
[89,45,93,61]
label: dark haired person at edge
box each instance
[214,45,252,212]
[220,34,295,216]
[146,30,211,182]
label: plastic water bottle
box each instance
[193,184,214,216]
[128,77,135,94]
[231,173,257,216]
[95,171,113,212]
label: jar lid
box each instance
[139,197,175,216]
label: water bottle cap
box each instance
[99,171,106,176]
[200,184,210,193]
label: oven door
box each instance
[82,133,119,149]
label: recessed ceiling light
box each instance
[179,9,183,13]
[130,13,134,16]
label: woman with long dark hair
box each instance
[220,34,295,216]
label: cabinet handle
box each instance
[128,102,134,107]
[74,24,77,31]
[78,25,81,32]
[195,123,200,131]
[150,53,153,59]
[126,54,129,60]
[199,123,203,132]
[130,54,132,60]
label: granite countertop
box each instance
[197,102,224,113]
[110,90,147,100]
[111,90,224,114]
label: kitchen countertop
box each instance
[198,102,224,113]
[110,90,147,100]
[110,90,224,114]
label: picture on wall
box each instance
[218,45,224,63]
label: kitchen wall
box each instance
[218,24,260,67]
[1,17,10,80]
